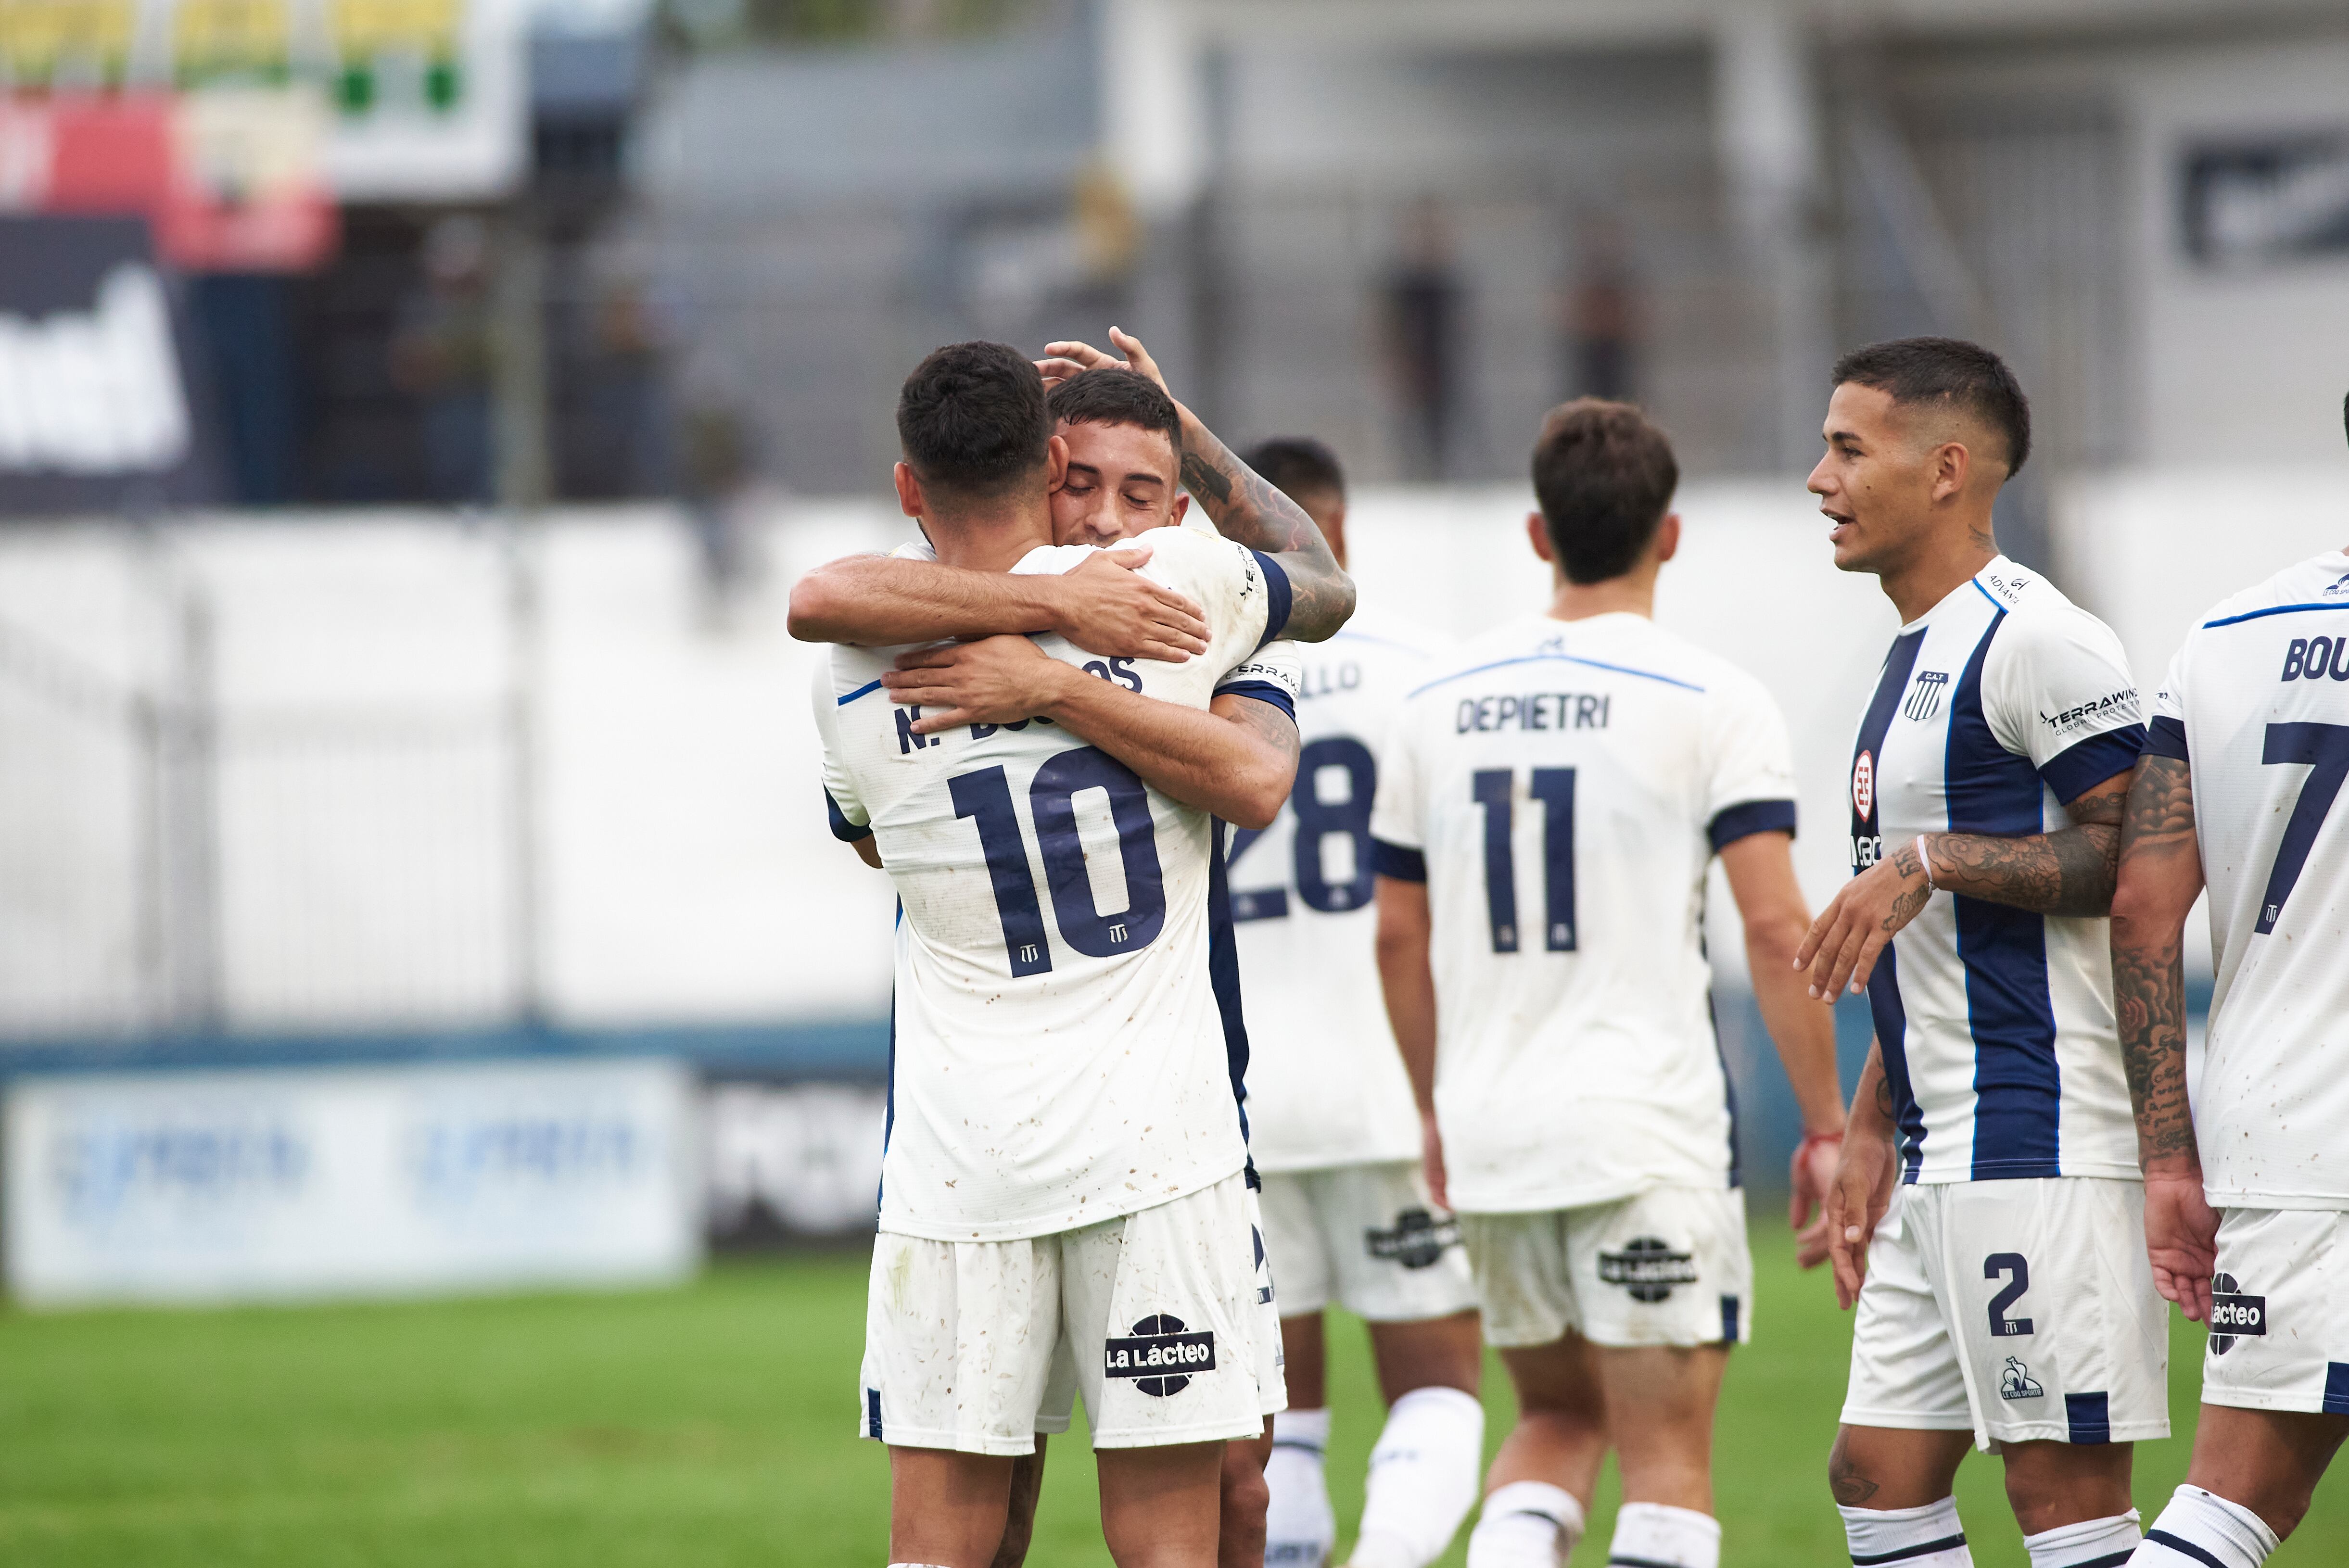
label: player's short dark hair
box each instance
[1243,437,1345,502]
[1530,399,1679,585]
[896,340,1051,498]
[1044,367,1181,463]
[1832,336,2032,478]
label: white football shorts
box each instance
[858,1172,1285,1454]
[2198,1206,2349,1416]
[1841,1177,2169,1450]
[1257,1161,1478,1323]
[1458,1186,1752,1350]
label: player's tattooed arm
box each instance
[1040,329,1356,642]
[1920,766,2130,918]
[787,547,1209,661]
[2108,754,2203,1170]
[1797,767,2132,1002]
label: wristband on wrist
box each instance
[1798,1129,1845,1152]
[1914,834,1937,892]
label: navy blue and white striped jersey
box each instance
[2148,549,2349,1207]
[1370,611,1798,1212]
[813,529,1293,1241]
[1849,557,2145,1186]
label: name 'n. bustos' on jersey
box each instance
[2149,550,2349,1208]
[813,527,1294,1243]
[1849,557,2145,1187]
[1369,611,1799,1213]
[1231,604,1447,1175]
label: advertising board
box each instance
[5,1057,701,1305]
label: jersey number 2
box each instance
[1471,767,1576,954]
[949,750,1166,977]
[1228,736,1377,921]
[2255,721,2349,934]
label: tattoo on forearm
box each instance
[1231,696,1303,766]
[1928,772,2128,917]
[1177,423,1353,640]
[2113,755,2199,1163]
[1874,1072,1894,1120]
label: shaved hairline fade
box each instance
[1832,336,2032,479]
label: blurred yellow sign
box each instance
[0,0,136,89]
[173,0,293,85]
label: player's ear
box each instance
[893,461,924,519]
[1168,491,1191,524]
[1524,511,1555,564]
[1652,511,1681,565]
[1044,433,1070,492]
[1930,440,1969,504]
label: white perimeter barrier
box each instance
[4,1058,701,1307]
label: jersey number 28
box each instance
[949,749,1166,976]
[1229,736,1378,921]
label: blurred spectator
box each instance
[1557,213,1643,404]
[389,215,495,505]
[190,274,301,504]
[1380,198,1465,480]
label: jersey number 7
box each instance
[1472,767,1577,955]
[2256,721,2349,935]
[949,750,1167,976]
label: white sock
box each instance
[2025,1509,2139,1568]
[2133,1486,2279,1568]
[1607,1501,1720,1568]
[1346,1386,1486,1568]
[1465,1480,1584,1568]
[1265,1407,1336,1566]
[1840,1497,1972,1566]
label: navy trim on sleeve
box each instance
[1250,549,1293,651]
[1707,798,1798,853]
[825,788,873,844]
[2041,725,2146,802]
[2144,715,2189,761]
[1211,679,1298,723]
[1372,837,1427,883]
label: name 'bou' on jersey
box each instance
[1231,604,1447,1174]
[1849,558,2146,1187]
[2150,549,2349,1208]
[813,528,1295,1243]
[1369,611,1800,1213]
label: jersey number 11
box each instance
[1472,767,1577,954]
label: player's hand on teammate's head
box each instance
[1054,546,1210,662]
[2142,1172,2219,1323]
[1038,328,1171,398]
[885,635,1062,733]
[1822,1131,1897,1310]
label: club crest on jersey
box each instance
[1903,670,1949,722]
[1364,1208,1460,1270]
[1598,1238,1699,1302]
[1998,1357,2044,1400]
[2208,1273,2269,1355]
[1852,750,1876,820]
[1104,1314,1217,1395]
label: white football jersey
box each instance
[1231,604,1448,1174]
[2149,549,2349,1207]
[1369,611,1799,1213]
[814,528,1295,1242]
[1847,558,2145,1187]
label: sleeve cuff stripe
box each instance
[2144,715,2190,761]
[1211,680,1298,722]
[1708,798,1798,853]
[1372,838,1427,883]
[2041,725,2147,802]
[1251,549,1294,651]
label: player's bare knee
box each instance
[1999,1442,2132,1535]
[1826,1429,1879,1507]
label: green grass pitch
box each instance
[1,1216,2342,1566]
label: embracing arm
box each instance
[788,547,1209,661]
[880,636,1299,828]
[1043,330,1356,642]
[1798,766,2133,1000]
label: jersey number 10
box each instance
[949,749,1167,976]
[1472,767,1578,954]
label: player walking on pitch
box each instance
[801,341,1352,1568]
[2106,447,2349,1565]
[1802,339,2162,1568]
[1225,440,1484,1568]
[1371,399,1848,1568]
